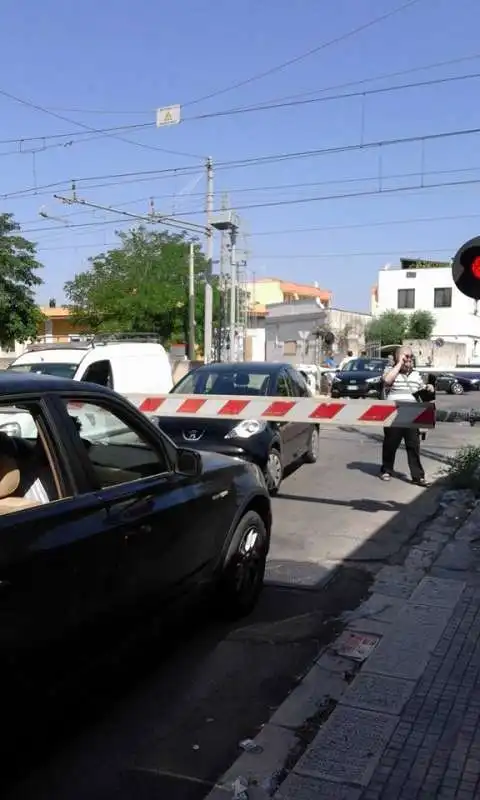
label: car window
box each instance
[0,402,62,514]
[81,360,113,388]
[287,368,310,397]
[173,369,271,396]
[8,362,78,379]
[344,359,386,372]
[62,400,169,487]
[275,371,294,397]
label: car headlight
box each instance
[366,376,382,384]
[225,419,267,439]
[0,421,21,436]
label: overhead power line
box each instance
[0,86,203,161]
[21,164,480,232]
[181,0,428,107]
[4,121,480,204]
[44,52,480,116]
[2,59,479,156]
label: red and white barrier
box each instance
[125,394,436,429]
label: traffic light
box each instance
[452,236,480,299]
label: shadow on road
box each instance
[278,491,404,513]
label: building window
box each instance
[283,340,297,356]
[397,289,415,309]
[434,287,452,308]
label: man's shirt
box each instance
[383,367,424,402]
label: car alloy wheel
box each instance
[266,449,283,495]
[452,382,464,394]
[217,511,268,619]
[304,426,319,464]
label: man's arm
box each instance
[383,355,405,386]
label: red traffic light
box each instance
[452,236,480,300]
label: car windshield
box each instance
[173,368,272,395]
[343,359,386,372]
[8,362,78,379]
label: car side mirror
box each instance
[176,447,202,478]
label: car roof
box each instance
[0,371,114,397]
[194,361,289,374]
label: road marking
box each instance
[128,766,220,788]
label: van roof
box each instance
[12,341,169,366]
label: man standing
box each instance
[380,346,433,486]
[338,350,354,369]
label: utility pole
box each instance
[188,243,195,361]
[229,226,237,361]
[204,157,214,363]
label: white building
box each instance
[371,262,480,363]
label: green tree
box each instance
[364,310,408,346]
[64,227,220,350]
[407,309,436,340]
[0,213,44,348]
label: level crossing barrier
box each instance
[125,394,436,429]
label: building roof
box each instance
[39,306,72,318]
[279,281,331,301]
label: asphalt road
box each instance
[5,393,480,800]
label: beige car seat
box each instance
[0,455,42,515]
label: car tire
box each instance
[264,446,283,496]
[216,511,268,619]
[451,382,464,395]
[304,425,320,464]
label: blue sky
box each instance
[1,0,480,311]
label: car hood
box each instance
[154,415,247,441]
[335,370,383,380]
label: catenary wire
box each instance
[181,0,429,107]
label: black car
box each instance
[330,357,388,399]
[156,362,319,495]
[0,372,271,681]
[434,372,480,395]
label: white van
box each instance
[2,334,174,437]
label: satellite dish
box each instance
[435,338,445,348]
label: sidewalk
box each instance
[207,489,480,800]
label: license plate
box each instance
[347,385,357,391]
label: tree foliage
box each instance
[407,309,436,340]
[0,213,44,348]
[365,310,409,346]
[64,227,220,349]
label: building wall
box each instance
[245,280,284,307]
[376,266,480,361]
[264,301,370,364]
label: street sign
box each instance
[156,105,181,127]
[452,236,480,300]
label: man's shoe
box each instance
[379,472,391,481]
[412,477,429,487]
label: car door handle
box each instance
[106,496,155,526]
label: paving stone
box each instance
[271,665,347,729]
[275,773,361,799]
[343,593,404,625]
[362,604,454,680]
[410,577,465,609]
[340,674,415,715]
[435,541,474,571]
[294,706,397,786]
[346,619,393,637]
[404,544,442,570]
[372,566,424,599]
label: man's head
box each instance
[347,350,353,357]
[394,346,414,372]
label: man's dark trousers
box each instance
[381,427,424,480]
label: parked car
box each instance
[433,372,480,395]
[156,362,319,495]
[0,372,272,684]
[330,357,388,399]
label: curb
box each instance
[204,488,476,799]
